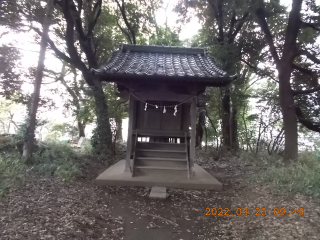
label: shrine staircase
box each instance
[131,133,191,178]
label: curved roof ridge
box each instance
[121,43,207,55]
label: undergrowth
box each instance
[0,142,90,196]
[0,152,27,196]
[243,150,320,200]
[0,140,125,196]
[33,143,88,180]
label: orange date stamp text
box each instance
[205,207,304,216]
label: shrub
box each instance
[239,150,283,166]
[32,142,88,180]
[254,151,320,199]
[0,152,27,195]
[0,142,91,195]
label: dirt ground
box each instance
[1,152,320,240]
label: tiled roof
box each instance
[91,44,236,86]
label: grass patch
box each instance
[0,140,125,195]
[239,150,283,167]
[0,152,27,196]
[252,151,320,199]
[32,142,88,180]
[0,142,91,195]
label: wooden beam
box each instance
[118,90,194,102]
[125,95,134,172]
[190,96,196,176]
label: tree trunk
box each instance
[115,115,122,142]
[221,87,231,149]
[78,121,85,137]
[278,64,298,162]
[221,86,239,152]
[230,107,238,150]
[196,109,205,149]
[23,0,54,164]
[204,125,208,152]
[90,78,112,153]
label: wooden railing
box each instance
[133,129,189,138]
[131,132,138,176]
[185,132,191,179]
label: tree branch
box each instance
[204,106,218,135]
[116,20,133,44]
[241,58,279,83]
[301,21,320,32]
[227,10,236,40]
[115,0,136,44]
[30,27,71,63]
[87,0,102,36]
[256,6,280,65]
[31,26,88,73]
[208,0,224,43]
[230,12,249,42]
[59,64,81,110]
[56,0,97,69]
[295,105,320,132]
[63,0,86,41]
[293,85,320,96]
[217,0,224,43]
[75,0,83,14]
[292,63,315,75]
[297,49,320,64]
[282,0,303,57]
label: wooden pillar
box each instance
[190,96,196,176]
[125,95,134,172]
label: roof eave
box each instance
[91,70,237,87]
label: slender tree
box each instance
[23,0,54,163]
[55,64,94,138]
[175,0,260,151]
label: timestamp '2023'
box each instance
[205,208,304,216]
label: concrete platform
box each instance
[95,160,222,190]
[149,186,167,198]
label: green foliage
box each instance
[252,151,320,199]
[32,143,87,180]
[0,1,23,30]
[104,83,128,120]
[240,150,282,166]
[16,118,48,142]
[95,5,128,65]
[0,45,22,99]
[0,152,26,196]
[113,0,162,44]
[82,138,93,153]
[0,98,22,134]
[45,123,78,142]
[90,127,100,154]
[149,26,182,46]
[0,142,90,195]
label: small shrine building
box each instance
[91,44,236,190]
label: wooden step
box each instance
[135,166,187,171]
[136,157,186,161]
[135,157,187,167]
[134,166,188,177]
[136,142,185,151]
[136,149,186,159]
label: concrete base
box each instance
[96,160,222,190]
[149,186,167,199]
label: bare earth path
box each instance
[1,155,320,239]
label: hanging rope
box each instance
[130,93,196,107]
[130,93,197,116]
